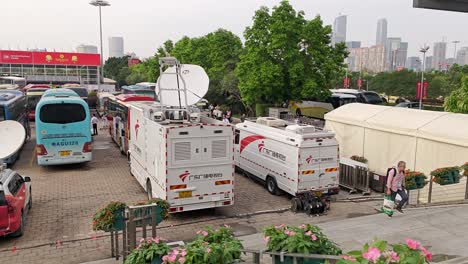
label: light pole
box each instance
[419,45,430,110]
[90,0,110,91]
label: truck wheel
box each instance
[266,177,281,195]
[296,109,302,117]
[291,198,302,213]
[146,180,153,200]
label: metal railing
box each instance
[339,158,370,195]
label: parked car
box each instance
[395,102,422,109]
[0,165,32,237]
[331,89,384,105]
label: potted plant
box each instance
[350,156,368,164]
[338,238,432,264]
[125,237,171,264]
[133,198,170,226]
[405,171,427,190]
[167,225,243,264]
[264,224,342,264]
[92,201,126,231]
[462,162,468,177]
[431,167,460,185]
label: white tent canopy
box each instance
[325,104,468,203]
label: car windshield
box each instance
[363,92,383,104]
[39,103,86,124]
[27,95,42,110]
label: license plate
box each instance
[179,191,192,199]
[59,151,71,157]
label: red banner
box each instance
[0,50,100,66]
[343,77,350,88]
[416,81,428,100]
[357,79,363,88]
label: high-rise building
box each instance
[456,47,468,65]
[346,41,361,50]
[347,45,384,73]
[385,37,401,71]
[368,45,385,73]
[396,42,408,69]
[432,42,447,70]
[332,15,347,45]
[376,18,388,46]
[406,56,421,71]
[425,56,433,71]
[76,44,98,54]
[109,37,124,58]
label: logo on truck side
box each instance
[134,120,140,139]
[179,171,190,182]
[179,171,223,182]
[258,141,286,162]
[306,155,313,164]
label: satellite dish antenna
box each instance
[0,121,26,164]
[157,58,209,110]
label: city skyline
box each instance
[1,0,468,59]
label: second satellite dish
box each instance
[157,64,209,107]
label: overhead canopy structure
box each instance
[413,0,468,13]
[325,104,468,202]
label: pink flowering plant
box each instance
[338,239,432,264]
[163,225,243,264]
[124,237,171,264]
[263,224,342,255]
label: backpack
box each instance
[386,167,397,178]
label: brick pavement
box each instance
[0,128,381,263]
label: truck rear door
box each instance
[0,190,9,230]
[318,141,339,189]
[299,147,321,191]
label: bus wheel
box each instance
[146,180,153,200]
[266,176,281,196]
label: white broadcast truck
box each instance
[234,117,340,213]
[128,58,234,213]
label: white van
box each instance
[234,117,340,197]
[128,101,234,213]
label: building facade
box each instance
[432,42,447,70]
[406,56,421,71]
[0,50,100,84]
[348,45,385,73]
[376,18,388,46]
[76,44,98,54]
[456,47,468,65]
[425,56,433,71]
[332,15,347,45]
[109,37,124,58]
[346,41,361,50]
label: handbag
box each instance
[382,195,394,217]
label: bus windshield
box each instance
[27,95,42,111]
[39,104,86,124]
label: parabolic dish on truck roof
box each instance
[0,120,26,163]
[157,64,209,107]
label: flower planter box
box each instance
[151,257,163,264]
[132,206,163,227]
[273,256,324,264]
[112,209,125,231]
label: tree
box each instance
[235,1,347,111]
[103,56,130,87]
[445,76,468,113]
[428,76,449,98]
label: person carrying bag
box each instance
[385,161,409,215]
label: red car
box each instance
[0,166,32,237]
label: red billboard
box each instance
[343,77,350,88]
[0,50,100,66]
[416,81,428,100]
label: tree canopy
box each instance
[235,1,348,107]
[103,56,130,87]
[445,76,468,113]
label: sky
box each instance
[2,0,468,59]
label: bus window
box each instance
[39,104,86,124]
[8,97,26,121]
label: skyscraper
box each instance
[396,42,408,69]
[346,41,361,50]
[406,56,421,71]
[425,56,433,71]
[332,15,347,45]
[109,37,124,58]
[376,18,388,46]
[456,47,468,65]
[432,42,447,70]
[385,37,401,71]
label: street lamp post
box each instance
[90,0,110,91]
[419,45,430,110]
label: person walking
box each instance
[222,114,230,124]
[226,109,232,123]
[386,161,409,213]
[91,114,99,136]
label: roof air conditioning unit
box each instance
[285,124,316,134]
[256,117,287,127]
[164,109,189,123]
[190,113,200,123]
